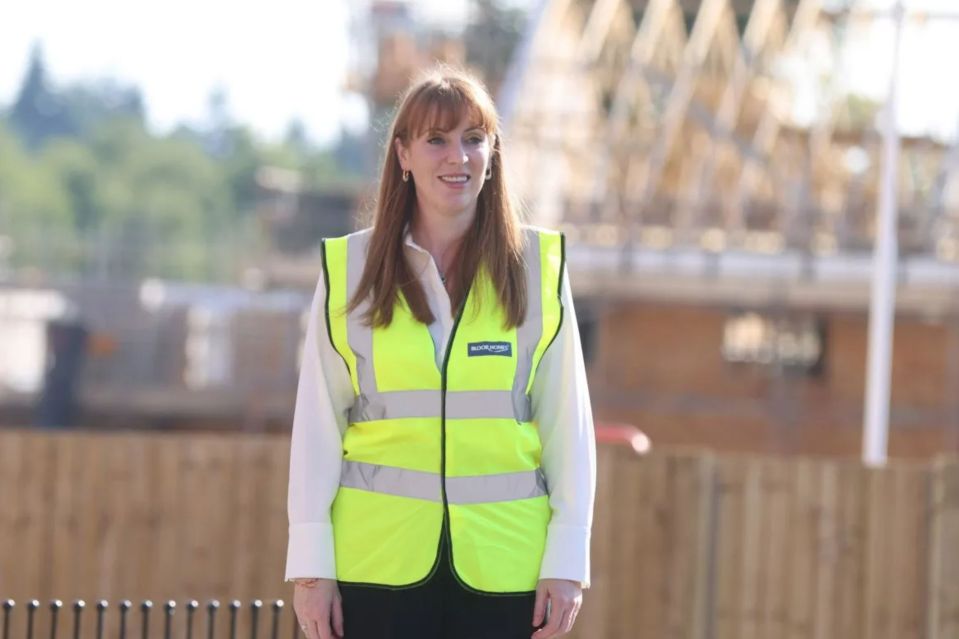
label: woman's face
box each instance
[395,115,492,220]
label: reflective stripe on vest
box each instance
[323,226,564,593]
[340,460,548,504]
[348,389,530,422]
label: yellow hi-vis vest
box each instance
[321,226,565,594]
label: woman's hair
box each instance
[346,65,528,329]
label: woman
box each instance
[286,66,595,639]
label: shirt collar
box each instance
[402,223,428,254]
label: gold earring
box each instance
[402,170,410,182]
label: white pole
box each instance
[862,1,905,467]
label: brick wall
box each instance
[586,301,959,458]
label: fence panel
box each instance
[1,429,957,639]
[929,459,959,638]
[0,430,290,604]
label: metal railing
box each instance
[1,599,298,639]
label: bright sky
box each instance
[0,0,473,145]
[1,0,957,145]
[828,0,959,139]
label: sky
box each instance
[824,0,959,139]
[1,0,958,145]
[0,0,474,145]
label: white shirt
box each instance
[285,228,597,587]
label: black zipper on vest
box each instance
[438,293,537,598]
[338,292,472,591]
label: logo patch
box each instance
[468,341,512,357]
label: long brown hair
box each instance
[347,66,527,328]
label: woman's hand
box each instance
[531,578,582,638]
[293,579,344,639]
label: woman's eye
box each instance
[427,137,444,145]
[466,136,484,145]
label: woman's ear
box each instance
[394,137,409,171]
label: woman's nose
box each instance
[445,142,468,164]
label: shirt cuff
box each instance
[285,522,337,581]
[538,522,591,589]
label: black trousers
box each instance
[338,537,542,639]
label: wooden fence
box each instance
[1,428,958,638]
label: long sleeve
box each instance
[531,266,597,588]
[284,268,355,581]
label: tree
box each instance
[42,139,99,231]
[9,43,71,150]
[0,120,74,270]
[0,53,368,281]
[60,80,146,138]
[9,43,146,151]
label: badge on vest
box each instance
[467,341,513,357]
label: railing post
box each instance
[26,601,38,639]
[162,602,175,639]
[228,601,240,639]
[269,601,283,639]
[71,601,84,639]
[95,601,108,639]
[49,601,62,639]
[249,600,262,639]
[2,600,13,639]
[140,601,152,639]
[185,601,198,639]
[119,600,131,639]
[206,601,219,639]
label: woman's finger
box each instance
[570,600,582,631]
[532,601,568,639]
[559,603,576,635]
[301,618,319,639]
[316,615,333,639]
[532,584,548,627]
[331,595,345,638]
[552,604,572,637]
[295,617,311,639]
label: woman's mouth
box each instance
[439,175,470,185]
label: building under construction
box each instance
[500,0,959,457]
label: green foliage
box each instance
[1,47,365,282]
[41,138,100,230]
[0,120,73,234]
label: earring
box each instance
[485,166,492,181]
[402,170,410,183]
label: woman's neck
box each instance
[409,207,474,273]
